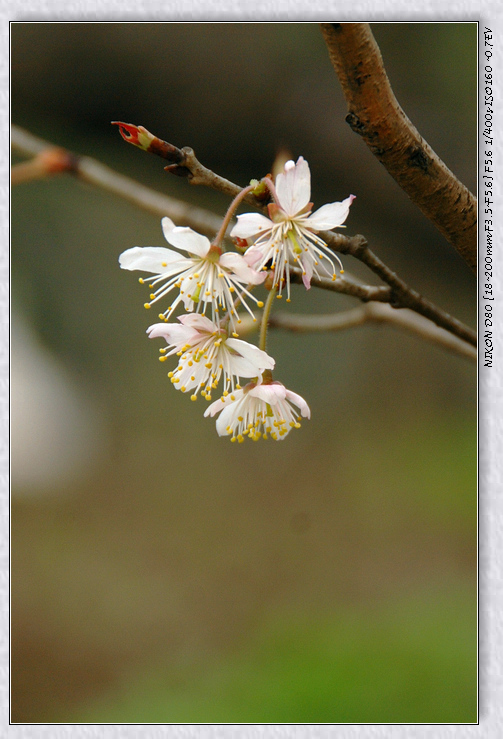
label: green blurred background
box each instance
[11,23,477,723]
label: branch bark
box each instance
[268,303,476,362]
[320,23,477,273]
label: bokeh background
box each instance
[11,23,477,723]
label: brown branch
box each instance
[320,232,477,347]
[111,124,476,346]
[11,124,475,350]
[289,266,391,303]
[319,23,477,273]
[269,303,476,362]
[11,125,223,236]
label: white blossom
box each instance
[148,314,274,401]
[204,379,310,442]
[120,217,265,331]
[231,157,354,299]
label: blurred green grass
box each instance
[70,586,476,723]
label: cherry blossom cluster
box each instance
[119,157,354,442]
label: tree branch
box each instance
[113,122,476,346]
[11,125,223,237]
[12,124,476,349]
[319,23,477,273]
[268,303,476,362]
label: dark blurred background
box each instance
[11,22,477,723]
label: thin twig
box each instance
[10,126,390,305]
[319,23,477,273]
[11,125,223,237]
[319,232,477,346]
[121,125,475,347]
[12,124,476,350]
[265,303,476,362]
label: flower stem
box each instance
[212,184,255,247]
[261,176,280,204]
[259,284,277,353]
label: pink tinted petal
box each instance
[231,213,273,239]
[146,323,172,340]
[275,157,311,216]
[165,226,211,258]
[306,195,355,231]
[146,321,196,342]
[119,246,187,273]
[178,313,216,333]
[299,253,314,289]
[249,382,286,404]
[220,252,266,285]
[243,245,267,269]
[285,389,311,418]
[226,339,275,371]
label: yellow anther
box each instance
[340,269,345,274]
[162,262,167,267]
[238,435,245,443]
[232,332,239,338]
[231,437,236,442]
[286,298,291,302]
[276,294,282,299]
[190,395,197,401]
[139,278,144,284]
[257,301,264,308]
[144,303,151,309]
[159,356,167,362]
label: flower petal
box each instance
[231,213,273,239]
[178,313,216,333]
[165,226,211,258]
[305,195,355,231]
[119,246,188,273]
[249,382,286,404]
[219,252,266,285]
[226,338,275,371]
[275,157,311,216]
[285,389,311,418]
[146,322,197,344]
[161,217,177,241]
[243,245,266,269]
